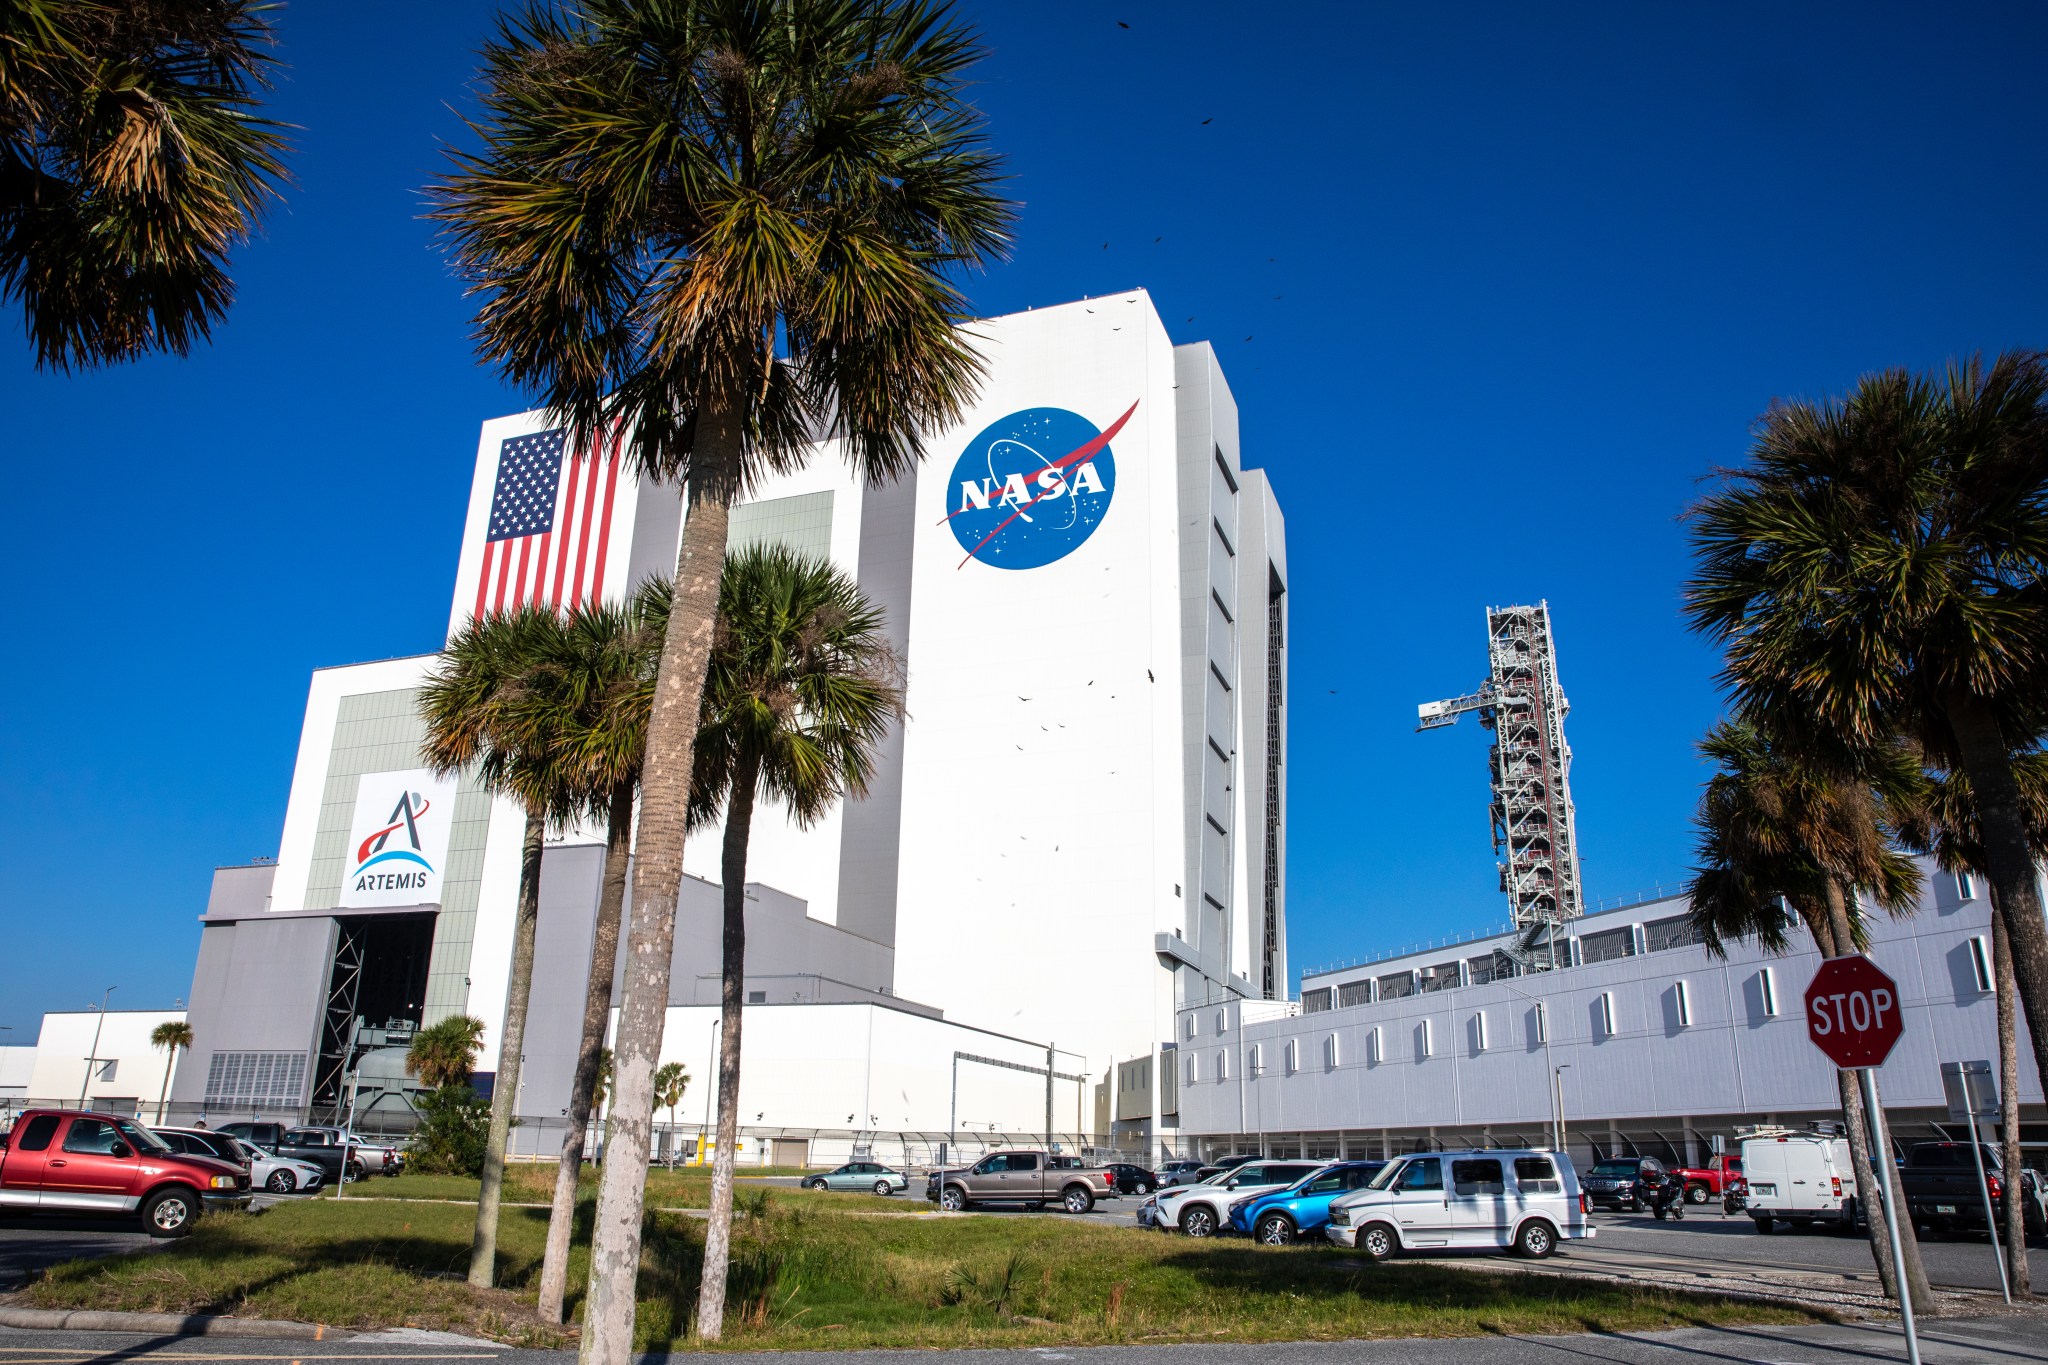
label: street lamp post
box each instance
[1494,978,1562,1151]
[77,987,116,1110]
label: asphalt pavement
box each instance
[0,1193,313,1293]
[0,1317,2041,1364]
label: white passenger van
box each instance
[1325,1149,1592,1260]
[1740,1129,1858,1233]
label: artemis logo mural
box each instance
[944,401,1137,569]
[338,769,458,908]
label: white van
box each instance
[1325,1149,1592,1260]
[1740,1131,1858,1233]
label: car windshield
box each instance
[115,1120,171,1154]
[1365,1160,1407,1191]
[1590,1161,1636,1178]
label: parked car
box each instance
[925,1150,1119,1213]
[216,1122,366,1184]
[0,1109,250,1236]
[1670,1154,1743,1204]
[1898,1142,2046,1239]
[300,1126,403,1176]
[1228,1161,1385,1243]
[1155,1159,1205,1188]
[1105,1163,1157,1195]
[1141,1159,1322,1237]
[1326,1149,1591,1261]
[1741,1131,1858,1233]
[1581,1156,1668,1212]
[153,1126,325,1194]
[802,1161,909,1195]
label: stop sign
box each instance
[1805,955,1904,1069]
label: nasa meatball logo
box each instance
[944,400,1137,569]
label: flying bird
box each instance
[1201,118,1212,125]
[1118,19,1129,26]
[1147,669,1155,681]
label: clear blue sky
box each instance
[4,1,2045,1037]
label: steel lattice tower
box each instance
[1417,603,1585,962]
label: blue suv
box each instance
[1228,1160,1386,1243]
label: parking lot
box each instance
[0,1190,314,1293]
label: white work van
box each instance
[1325,1149,1592,1260]
[1741,1130,1859,1233]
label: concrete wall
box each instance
[171,914,336,1114]
[25,1010,187,1120]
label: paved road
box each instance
[0,1316,2040,1364]
[0,1194,314,1293]
[1583,1207,2048,1294]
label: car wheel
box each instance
[345,1160,367,1183]
[803,1178,824,1190]
[1754,1216,1775,1234]
[1625,1195,1641,1213]
[939,1184,970,1212]
[873,1180,892,1196]
[1359,1222,1398,1262]
[1686,1183,1710,1204]
[1515,1219,1557,1259]
[1133,1180,1151,1195]
[265,1169,297,1194]
[1255,1212,1294,1245]
[143,1189,198,1238]
[1063,1185,1095,1214]
[1181,1205,1218,1238]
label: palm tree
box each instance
[1,0,288,368]
[149,1020,193,1123]
[433,3,1008,1353]
[654,1062,690,1170]
[421,607,582,1290]
[404,1015,486,1091]
[1686,721,1934,1314]
[516,589,667,1325]
[1686,352,2048,1107]
[685,544,899,1335]
[1894,756,2048,1299]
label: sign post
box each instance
[1805,955,1918,1365]
[1940,1059,2009,1304]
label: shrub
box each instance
[408,1084,491,1176]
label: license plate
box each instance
[1935,1204,1956,1214]
[1752,1184,1776,1196]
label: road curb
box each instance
[0,1307,352,1339]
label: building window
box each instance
[1598,992,1618,1038]
[1378,971,1416,1000]
[1644,914,1704,953]
[1473,1011,1488,1052]
[1969,935,1995,993]
[1261,572,1284,1000]
[1367,1025,1382,1065]
[1534,1001,1549,1044]
[1248,1042,1264,1075]
[95,1059,118,1082]
[747,990,767,1003]
[1337,980,1371,1008]
[1185,1052,1198,1085]
[1302,988,1333,1013]
[1325,1034,1341,1068]
[1215,1009,1229,1034]
[1285,1038,1300,1073]
[1419,961,1462,993]
[203,1050,309,1111]
[1185,1013,1197,1040]
[1758,967,1779,1018]
[1419,1018,1434,1059]
[1217,1048,1230,1080]
[1673,979,1692,1028]
[1959,871,1978,901]
[1580,926,1636,965]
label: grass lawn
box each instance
[344,1166,907,1214]
[15,1192,1827,1351]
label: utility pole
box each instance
[1045,1041,1055,1149]
[77,987,115,1109]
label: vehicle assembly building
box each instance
[165,291,1288,1164]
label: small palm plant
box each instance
[687,545,900,1332]
[1,0,289,367]
[654,1062,690,1170]
[1686,720,1932,1312]
[433,3,1009,1345]
[404,1015,485,1091]
[149,1020,193,1124]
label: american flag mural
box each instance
[470,426,623,619]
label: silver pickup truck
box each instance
[926,1151,1119,1213]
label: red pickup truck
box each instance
[1671,1154,1743,1204]
[0,1109,251,1236]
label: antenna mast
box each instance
[1417,602,1585,966]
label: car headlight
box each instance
[209,1174,237,1190]
[1228,1198,1251,1216]
[1330,1206,1351,1226]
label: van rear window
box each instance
[1514,1156,1561,1193]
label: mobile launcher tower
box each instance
[1417,602,1584,971]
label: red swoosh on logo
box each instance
[945,399,1139,568]
[356,797,429,864]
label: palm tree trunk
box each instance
[538,783,635,1324]
[156,1051,176,1125]
[580,439,740,1365]
[471,808,546,1288]
[1822,881,1933,1315]
[696,753,759,1342]
[1994,908,2033,1298]
[1947,691,2048,1108]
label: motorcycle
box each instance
[1722,1175,1748,1217]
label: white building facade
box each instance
[1175,861,2041,1166]
[171,293,1287,1163]
[15,1010,188,1123]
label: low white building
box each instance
[20,1010,189,1123]
[1175,861,2041,1166]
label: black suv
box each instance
[1584,1156,1667,1212]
